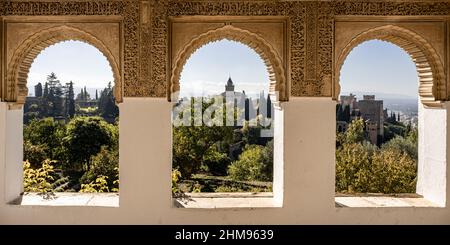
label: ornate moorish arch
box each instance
[169,25,288,102]
[334,25,446,108]
[5,25,122,105]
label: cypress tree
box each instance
[46,72,63,116]
[43,82,49,98]
[343,105,351,122]
[66,81,75,118]
[84,87,88,101]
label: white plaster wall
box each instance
[272,106,284,206]
[417,102,447,206]
[0,103,23,204]
[0,103,5,206]
[0,98,450,224]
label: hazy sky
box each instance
[179,40,270,98]
[27,39,418,99]
[340,40,418,98]
[27,40,113,95]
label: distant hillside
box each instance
[341,91,418,113]
[340,91,416,100]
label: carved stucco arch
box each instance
[170,25,287,102]
[6,25,122,106]
[335,25,446,108]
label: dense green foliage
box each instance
[172,168,182,194]
[173,124,233,178]
[24,118,64,164]
[202,149,230,176]
[23,160,56,193]
[228,142,273,182]
[79,175,110,193]
[62,117,117,170]
[23,116,119,193]
[336,118,417,194]
[172,97,274,193]
[172,98,234,178]
[80,146,119,191]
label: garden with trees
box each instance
[335,117,418,194]
[25,73,418,195]
[23,73,119,193]
[172,97,274,194]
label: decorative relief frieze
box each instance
[4,1,125,16]
[2,1,450,100]
[6,25,122,104]
[317,1,333,97]
[122,1,140,97]
[288,4,306,97]
[305,2,318,82]
[1,0,138,100]
[148,0,169,97]
[334,24,446,107]
[165,0,305,98]
[170,25,287,102]
[332,1,450,16]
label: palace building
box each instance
[1,0,450,225]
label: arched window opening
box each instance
[336,40,419,195]
[23,40,119,194]
[172,39,275,195]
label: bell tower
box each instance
[225,76,235,92]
